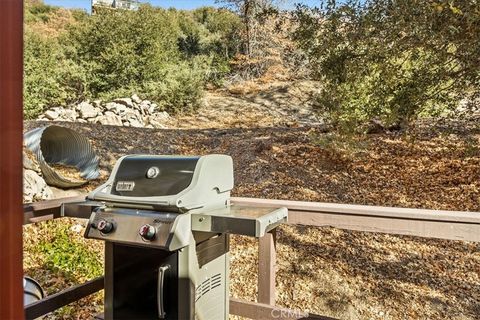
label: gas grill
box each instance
[63,154,287,320]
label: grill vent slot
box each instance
[211,273,221,289]
[195,273,222,302]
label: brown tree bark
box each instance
[244,0,252,56]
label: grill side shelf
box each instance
[61,201,103,219]
[191,206,288,237]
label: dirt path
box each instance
[167,80,324,129]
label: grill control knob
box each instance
[97,220,114,234]
[139,224,156,241]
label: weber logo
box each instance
[116,181,135,192]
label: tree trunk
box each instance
[244,0,251,56]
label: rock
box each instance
[144,115,153,125]
[105,102,119,111]
[160,111,170,119]
[150,122,166,129]
[131,94,142,104]
[114,98,134,108]
[148,104,158,114]
[92,100,103,108]
[36,95,163,129]
[124,109,141,121]
[51,107,65,115]
[154,111,170,121]
[77,102,99,118]
[113,104,128,114]
[23,169,53,203]
[128,118,144,128]
[49,186,84,199]
[139,105,148,116]
[139,101,152,114]
[23,148,40,173]
[61,109,77,121]
[146,112,169,128]
[98,113,123,126]
[138,102,152,115]
[44,110,59,120]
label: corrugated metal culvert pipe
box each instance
[24,125,100,188]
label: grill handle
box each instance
[157,264,170,319]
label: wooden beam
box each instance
[24,195,86,213]
[230,297,337,320]
[258,230,276,305]
[287,210,480,242]
[25,277,104,319]
[24,196,480,241]
[232,198,480,223]
[0,0,24,318]
[232,198,480,242]
[23,195,86,225]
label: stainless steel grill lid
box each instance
[88,154,234,213]
[110,156,199,197]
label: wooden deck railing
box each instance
[231,197,480,318]
[23,196,480,319]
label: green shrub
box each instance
[63,5,240,112]
[192,7,243,60]
[98,60,206,112]
[142,60,206,112]
[293,0,480,131]
[24,3,243,115]
[24,31,86,119]
[65,6,181,95]
[34,221,103,281]
[25,1,55,23]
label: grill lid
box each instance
[88,154,233,213]
[110,156,199,197]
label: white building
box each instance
[92,0,140,11]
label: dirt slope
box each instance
[167,80,323,129]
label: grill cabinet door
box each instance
[104,243,180,319]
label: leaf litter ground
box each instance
[23,118,480,319]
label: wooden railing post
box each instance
[0,0,24,318]
[258,229,276,305]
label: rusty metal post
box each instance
[0,0,24,319]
